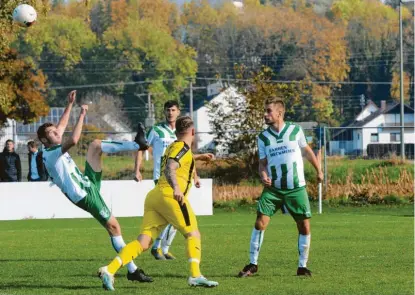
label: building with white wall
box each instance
[193,85,245,153]
[330,101,414,156]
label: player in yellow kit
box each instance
[98,116,219,291]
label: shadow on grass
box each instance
[0,258,102,262]
[0,283,98,290]
[0,282,142,290]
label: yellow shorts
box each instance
[140,187,198,240]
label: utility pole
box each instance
[135,92,160,128]
[399,0,405,160]
[188,82,207,121]
[398,0,415,159]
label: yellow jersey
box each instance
[157,141,195,197]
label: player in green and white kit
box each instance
[238,97,323,277]
[38,90,152,283]
[134,100,181,260]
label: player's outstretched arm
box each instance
[164,159,184,205]
[302,145,323,183]
[56,90,76,136]
[61,105,88,154]
[193,153,215,162]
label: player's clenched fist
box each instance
[68,90,76,104]
[261,175,272,187]
[80,104,88,115]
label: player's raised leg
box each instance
[86,138,152,283]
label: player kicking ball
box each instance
[99,116,218,291]
[238,97,323,278]
[37,90,153,283]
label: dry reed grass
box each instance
[213,167,414,201]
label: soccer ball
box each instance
[13,4,37,27]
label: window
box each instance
[370,133,379,143]
[390,133,400,142]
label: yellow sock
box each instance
[107,240,143,274]
[186,236,201,278]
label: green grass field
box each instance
[0,205,413,295]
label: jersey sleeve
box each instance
[298,127,308,148]
[257,135,266,160]
[44,145,63,164]
[146,128,157,146]
[168,142,190,167]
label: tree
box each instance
[330,0,407,107]
[183,1,348,124]
[0,0,50,124]
[15,13,98,106]
[208,66,301,176]
[102,15,197,121]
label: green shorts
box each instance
[76,161,111,226]
[257,186,311,221]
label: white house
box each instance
[329,100,414,157]
[193,85,246,154]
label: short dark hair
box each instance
[4,139,14,152]
[175,116,193,134]
[37,123,54,141]
[164,100,180,110]
[27,140,38,148]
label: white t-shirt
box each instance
[147,123,177,180]
[257,122,308,189]
[42,145,90,203]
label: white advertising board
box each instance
[0,179,213,221]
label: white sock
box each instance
[110,235,138,273]
[101,140,139,153]
[161,225,178,254]
[152,226,169,250]
[249,228,264,265]
[298,234,311,268]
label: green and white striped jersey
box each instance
[147,122,177,180]
[42,145,90,203]
[257,122,308,190]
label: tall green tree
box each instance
[15,14,97,106]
